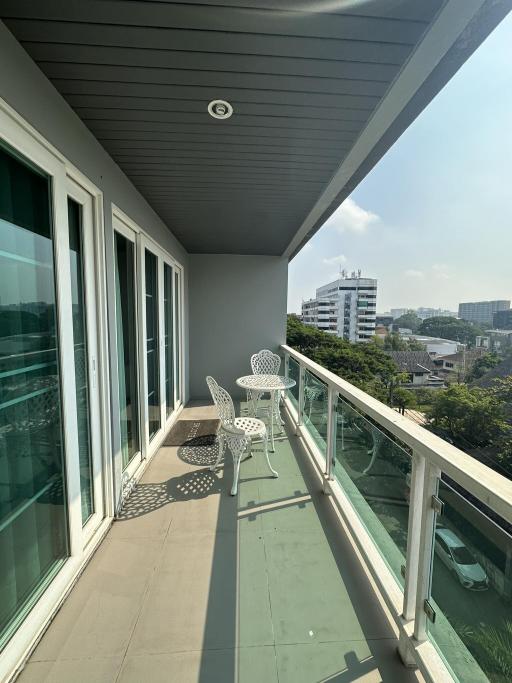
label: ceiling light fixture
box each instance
[208,99,233,120]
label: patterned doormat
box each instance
[164,419,219,447]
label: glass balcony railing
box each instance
[333,397,411,587]
[281,343,512,683]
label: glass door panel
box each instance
[0,144,69,646]
[163,263,174,419]
[145,250,160,440]
[174,270,182,406]
[114,232,140,470]
[67,198,94,525]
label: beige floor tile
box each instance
[16,657,123,683]
[30,538,161,661]
[118,646,278,683]
[128,531,238,655]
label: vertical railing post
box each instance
[402,452,426,621]
[297,364,305,429]
[398,451,427,667]
[284,352,290,379]
[324,386,337,491]
[413,460,441,643]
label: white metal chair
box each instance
[206,376,278,495]
[248,349,281,416]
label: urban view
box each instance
[286,11,512,683]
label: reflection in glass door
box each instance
[163,263,174,419]
[0,144,69,646]
[145,250,161,440]
[114,231,140,470]
[67,199,94,525]
[174,270,182,405]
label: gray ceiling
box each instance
[1,0,447,255]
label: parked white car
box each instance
[434,527,488,590]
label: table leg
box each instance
[270,390,275,451]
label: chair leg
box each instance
[211,433,225,472]
[228,437,249,496]
[263,433,278,478]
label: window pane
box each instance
[114,232,139,468]
[0,144,69,646]
[145,250,160,440]
[174,271,181,404]
[67,198,94,525]
[164,264,174,418]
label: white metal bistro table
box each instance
[236,374,296,451]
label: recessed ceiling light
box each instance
[208,99,233,120]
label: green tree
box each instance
[394,311,422,332]
[392,387,417,413]
[287,315,401,402]
[418,316,484,345]
[466,352,501,381]
[426,384,509,447]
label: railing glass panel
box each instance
[287,356,300,408]
[332,397,411,586]
[303,370,328,458]
[428,480,512,683]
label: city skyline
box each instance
[288,11,512,314]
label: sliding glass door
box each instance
[144,249,161,442]
[113,224,141,475]
[66,179,103,540]
[163,263,174,419]
[0,143,69,647]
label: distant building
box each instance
[458,300,510,326]
[302,272,377,343]
[387,350,442,387]
[433,347,487,379]
[390,308,409,319]
[483,329,512,353]
[493,309,512,330]
[390,307,456,321]
[400,334,462,357]
[375,315,394,328]
[415,307,457,320]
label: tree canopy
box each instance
[393,311,422,332]
[418,316,484,345]
[426,383,509,448]
[287,315,400,401]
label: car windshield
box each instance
[451,545,477,565]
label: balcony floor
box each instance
[17,402,422,683]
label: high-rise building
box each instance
[493,309,512,330]
[458,300,510,326]
[302,273,377,342]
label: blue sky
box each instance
[288,11,512,314]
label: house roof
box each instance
[388,351,436,374]
[2,1,510,256]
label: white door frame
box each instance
[0,99,112,681]
[112,212,145,482]
[66,177,105,545]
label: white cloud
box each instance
[322,254,347,266]
[404,269,425,279]
[323,198,380,234]
[432,263,452,280]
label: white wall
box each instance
[189,255,288,399]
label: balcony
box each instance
[16,401,418,683]
[14,347,512,683]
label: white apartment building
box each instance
[302,273,377,342]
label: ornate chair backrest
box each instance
[206,376,236,428]
[251,349,281,376]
